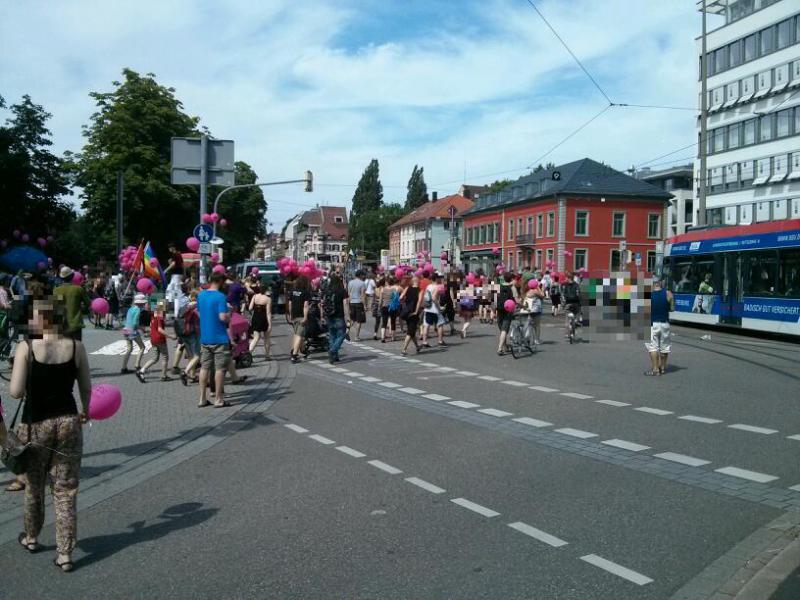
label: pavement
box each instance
[0,313,798,599]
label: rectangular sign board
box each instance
[198,242,213,255]
[170,137,235,187]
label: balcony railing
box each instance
[515,233,536,246]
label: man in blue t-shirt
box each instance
[197,273,237,408]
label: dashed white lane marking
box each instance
[436,366,457,372]
[555,428,598,439]
[342,371,364,377]
[654,452,711,467]
[508,522,568,548]
[596,400,630,408]
[634,407,673,416]
[329,367,349,373]
[423,393,451,401]
[560,392,593,400]
[728,424,779,435]
[513,417,553,428]
[789,484,800,492]
[405,358,422,363]
[378,381,403,389]
[456,370,479,376]
[786,434,800,441]
[448,400,481,409]
[336,446,366,458]
[580,554,653,586]
[503,380,528,387]
[478,375,502,382]
[360,376,382,383]
[368,460,403,475]
[398,387,425,395]
[405,477,446,494]
[601,439,650,452]
[478,408,514,418]
[679,415,723,424]
[419,362,438,368]
[715,466,779,483]
[450,498,500,518]
[284,424,309,433]
[318,363,335,369]
[308,434,336,445]
[530,386,559,392]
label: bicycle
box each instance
[566,309,578,344]
[509,312,537,359]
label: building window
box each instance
[517,250,522,269]
[334,216,344,223]
[575,210,589,236]
[574,249,587,271]
[729,39,742,68]
[713,127,725,153]
[776,108,791,138]
[715,46,728,73]
[536,249,543,269]
[744,33,757,61]
[612,212,625,237]
[647,251,657,273]
[527,216,533,235]
[508,219,514,241]
[546,212,555,236]
[728,122,740,149]
[480,225,486,244]
[743,119,756,145]
[546,248,554,266]
[647,214,661,239]
[507,250,514,269]
[760,26,774,55]
[517,218,523,237]
[536,214,544,237]
[759,114,772,142]
[777,18,793,50]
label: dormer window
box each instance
[334,216,344,223]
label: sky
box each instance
[0,0,723,232]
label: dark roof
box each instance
[389,194,475,229]
[465,158,672,216]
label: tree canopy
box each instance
[405,164,427,211]
[355,203,406,258]
[486,178,513,193]
[349,158,384,251]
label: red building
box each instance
[462,158,672,275]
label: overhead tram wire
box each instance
[525,104,613,170]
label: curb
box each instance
[734,536,800,599]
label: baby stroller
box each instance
[303,294,329,356]
[229,312,253,368]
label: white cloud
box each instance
[1,0,705,230]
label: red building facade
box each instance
[462,159,671,275]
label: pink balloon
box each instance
[209,212,220,223]
[88,384,122,420]
[564,251,573,258]
[72,272,84,286]
[528,279,540,289]
[492,247,500,256]
[201,213,214,224]
[465,274,476,285]
[423,262,433,272]
[37,237,47,247]
[503,299,516,312]
[21,234,29,243]
[212,264,226,274]
[12,230,20,239]
[91,297,110,315]
[414,269,423,277]
[136,278,155,294]
[251,267,259,275]
[210,252,220,263]
[186,237,200,252]
[149,257,159,268]
[394,268,404,279]
[440,252,448,260]
[438,284,446,294]
[220,218,227,227]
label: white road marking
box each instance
[580,554,653,586]
[728,424,778,435]
[360,376,382,383]
[318,363,336,369]
[368,460,403,475]
[423,393,451,401]
[398,387,425,395]
[450,497,500,518]
[405,358,422,363]
[335,446,366,458]
[308,434,336,445]
[596,400,630,407]
[679,415,723,424]
[503,380,528,387]
[715,466,779,483]
[341,371,364,377]
[654,452,710,467]
[478,408,514,418]
[329,367,349,373]
[378,381,403,388]
[405,477,446,494]
[530,386,559,392]
[478,375,502,382]
[284,424,309,433]
[789,484,800,492]
[634,407,673,416]
[419,362,438,368]
[560,392,593,400]
[436,366,457,372]
[513,417,552,428]
[555,428,597,439]
[448,401,481,409]
[602,439,650,452]
[456,370,478,376]
[507,521,568,548]
[91,340,152,356]
[786,434,800,441]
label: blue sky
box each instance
[0,1,722,230]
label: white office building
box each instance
[697,0,800,225]
[636,164,697,236]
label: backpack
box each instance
[497,284,513,308]
[322,287,338,319]
[423,289,433,309]
[388,289,401,312]
[182,306,198,336]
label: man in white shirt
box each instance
[364,271,376,313]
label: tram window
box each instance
[777,249,800,298]
[743,250,779,296]
[670,258,697,293]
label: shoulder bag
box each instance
[0,342,33,475]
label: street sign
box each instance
[552,171,561,181]
[194,224,214,243]
[448,205,457,218]
[171,138,235,187]
[619,240,627,252]
[635,252,642,267]
[198,242,212,255]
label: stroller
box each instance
[229,312,253,368]
[303,294,329,355]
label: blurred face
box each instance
[412,276,419,287]
[29,299,57,335]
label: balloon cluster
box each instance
[118,245,140,272]
[200,213,229,226]
[277,257,325,280]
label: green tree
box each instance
[349,158,383,250]
[487,178,513,193]
[209,161,266,264]
[356,203,406,258]
[405,164,427,210]
[0,94,74,244]
[532,162,555,173]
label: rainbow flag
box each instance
[134,241,166,288]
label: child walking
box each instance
[137,300,174,382]
[121,293,148,374]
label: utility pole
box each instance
[199,134,209,283]
[698,0,708,227]
[116,170,124,260]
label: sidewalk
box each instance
[0,326,291,544]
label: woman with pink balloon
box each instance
[5,294,103,572]
[523,278,545,346]
[495,272,520,356]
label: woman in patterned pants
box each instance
[9,297,91,572]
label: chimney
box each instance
[431,191,438,202]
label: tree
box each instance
[69,69,202,260]
[356,203,406,258]
[487,178,513,193]
[349,158,383,250]
[532,162,555,173]
[0,94,74,244]
[405,164,427,210]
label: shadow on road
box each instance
[74,502,218,569]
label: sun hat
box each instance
[59,266,73,279]
[133,293,147,305]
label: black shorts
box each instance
[565,302,580,316]
[424,312,440,326]
[550,294,561,306]
[498,313,513,332]
[349,304,366,323]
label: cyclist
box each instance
[561,272,581,339]
[496,272,519,355]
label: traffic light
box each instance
[304,170,313,193]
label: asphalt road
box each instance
[0,315,798,599]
